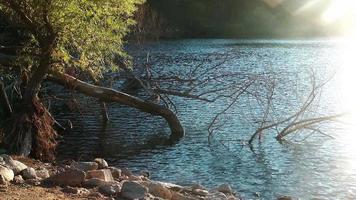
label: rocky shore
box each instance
[0,155,243,200]
[0,155,296,200]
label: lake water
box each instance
[55,39,356,199]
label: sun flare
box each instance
[322,0,356,37]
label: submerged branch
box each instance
[47,70,185,139]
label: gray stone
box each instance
[48,169,85,186]
[98,182,121,196]
[21,167,37,180]
[86,169,114,182]
[83,178,106,188]
[207,192,228,200]
[94,158,108,169]
[0,165,14,181]
[70,161,98,172]
[36,168,50,179]
[121,181,148,200]
[217,184,234,194]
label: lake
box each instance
[55,39,356,199]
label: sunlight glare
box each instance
[321,0,356,37]
[321,0,356,38]
[336,38,356,170]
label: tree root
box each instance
[4,97,57,161]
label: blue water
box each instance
[55,39,356,199]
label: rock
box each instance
[70,161,98,172]
[88,191,105,199]
[192,189,209,196]
[0,155,27,175]
[191,183,204,190]
[207,191,228,200]
[86,169,114,182]
[128,175,142,181]
[94,158,108,169]
[121,181,148,200]
[142,176,150,181]
[171,192,197,200]
[0,165,14,181]
[25,178,41,186]
[36,168,50,179]
[108,167,121,179]
[140,170,150,178]
[217,184,234,194]
[0,175,7,186]
[227,195,240,200]
[254,192,261,198]
[147,182,172,199]
[21,167,37,180]
[83,178,107,188]
[98,182,121,196]
[278,196,294,200]
[61,186,89,195]
[121,167,133,177]
[157,182,185,192]
[48,169,85,186]
[12,175,25,184]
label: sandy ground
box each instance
[0,184,88,200]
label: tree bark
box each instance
[48,71,185,139]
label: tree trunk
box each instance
[48,71,185,139]
[3,49,57,161]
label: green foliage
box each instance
[0,0,144,78]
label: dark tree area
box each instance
[134,0,331,39]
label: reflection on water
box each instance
[333,39,356,183]
[55,39,356,199]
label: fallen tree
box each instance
[47,70,184,139]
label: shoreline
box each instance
[0,155,295,200]
[0,155,245,200]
